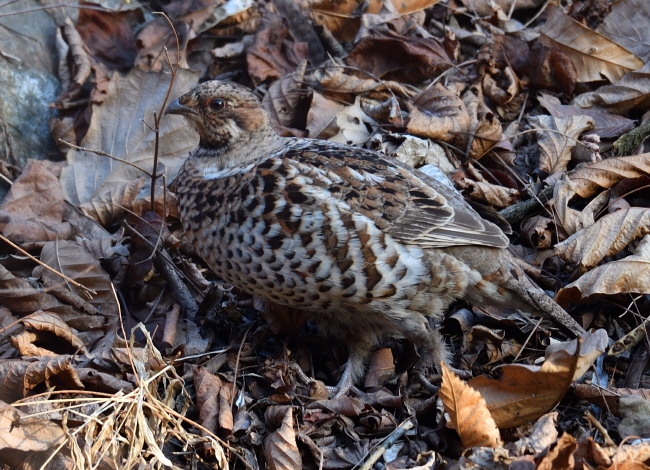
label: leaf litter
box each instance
[1,0,650,468]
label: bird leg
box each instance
[330,339,372,398]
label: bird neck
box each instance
[189,129,285,175]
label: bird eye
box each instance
[208,99,226,111]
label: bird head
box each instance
[165,81,275,153]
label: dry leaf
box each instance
[597,0,650,63]
[0,399,66,451]
[407,83,470,142]
[469,330,607,428]
[557,234,650,304]
[364,348,395,388]
[0,161,73,242]
[529,114,595,175]
[439,362,502,448]
[59,67,199,206]
[555,206,650,269]
[263,406,302,470]
[539,5,643,83]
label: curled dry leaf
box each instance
[456,177,519,208]
[553,175,608,238]
[21,310,85,350]
[521,216,554,249]
[263,406,302,470]
[407,83,470,142]
[263,61,310,135]
[555,206,650,269]
[304,59,416,98]
[80,177,145,226]
[346,28,452,83]
[572,62,650,115]
[539,5,643,83]
[557,234,650,305]
[469,329,608,428]
[0,356,84,402]
[364,348,395,388]
[567,154,650,199]
[529,114,595,176]
[0,161,73,243]
[439,362,502,448]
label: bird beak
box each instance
[164,98,198,117]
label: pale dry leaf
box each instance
[553,175,608,238]
[529,114,595,175]
[263,406,302,470]
[0,161,73,243]
[536,433,577,470]
[461,178,519,208]
[0,399,66,451]
[514,413,559,455]
[554,206,650,269]
[439,362,502,448]
[539,5,643,83]
[538,92,635,138]
[306,91,343,139]
[597,0,650,63]
[469,330,607,428]
[10,331,58,357]
[59,67,199,206]
[567,154,650,199]
[557,234,650,304]
[407,83,470,142]
[469,110,502,160]
[34,240,118,318]
[328,97,376,145]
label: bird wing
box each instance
[279,139,509,249]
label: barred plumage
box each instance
[166,81,585,396]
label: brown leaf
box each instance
[407,83,470,142]
[263,61,310,134]
[246,10,309,86]
[529,114,595,175]
[364,348,394,388]
[0,399,66,451]
[539,5,643,83]
[346,29,452,83]
[194,366,236,436]
[439,362,502,448]
[34,239,118,319]
[555,206,650,269]
[263,406,302,470]
[521,216,554,249]
[557,234,650,304]
[0,162,73,243]
[597,0,650,63]
[538,92,635,138]
[0,356,83,401]
[536,433,576,470]
[469,330,607,428]
[59,67,199,206]
[21,310,85,350]
[572,62,650,115]
[76,3,141,72]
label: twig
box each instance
[0,234,96,296]
[358,418,415,470]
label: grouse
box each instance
[166,80,585,396]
